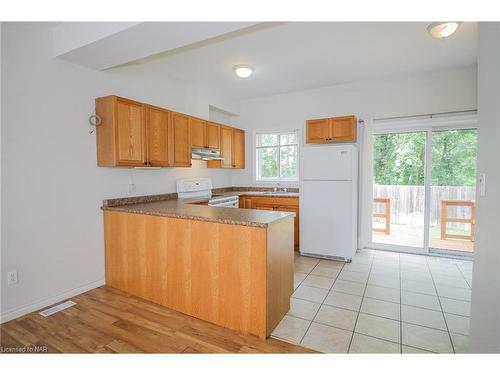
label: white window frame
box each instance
[254,130,299,183]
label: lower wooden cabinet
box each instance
[104,210,294,339]
[239,195,299,248]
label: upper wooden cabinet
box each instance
[206,122,221,150]
[95,95,243,169]
[190,118,220,150]
[233,128,245,169]
[219,126,234,168]
[172,112,192,167]
[146,105,171,167]
[305,118,330,144]
[306,115,357,144]
[96,96,147,167]
[207,126,245,169]
[331,116,357,142]
[190,117,206,149]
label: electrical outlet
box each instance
[7,271,18,285]
[128,183,136,194]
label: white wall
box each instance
[469,23,500,353]
[0,23,239,322]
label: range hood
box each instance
[191,148,224,161]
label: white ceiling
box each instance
[117,22,478,100]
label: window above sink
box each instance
[255,130,299,183]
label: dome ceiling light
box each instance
[233,64,254,78]
[427,22,461,39]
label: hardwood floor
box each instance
[0,286,316,354]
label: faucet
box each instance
[273,183,287,193]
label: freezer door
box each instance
[300,180,355,259]
[302,145,353,181]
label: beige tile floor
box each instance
[271,249,473,353]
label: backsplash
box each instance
[103,186,300,207]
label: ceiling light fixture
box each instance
[427,22,461,39]
[233,64,254,78]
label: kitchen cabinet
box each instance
[190,117,207,149]
[190,118,220,150]
[95,95,242,168]
[104,210,294,339]
[331,116,357,142]
[206,122,221,150]
[172,112,192,167]
[146,105,171,167]
[233,128,245,168]
[207,126,245,169]
[306,118,330,144]
[96,96,147,167]
[306,115,357,144]
[239,195,300,247]
[239,197,253,209]
[220,126,234,168]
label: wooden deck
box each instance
[373,224,474,252]
[0,286,316,354]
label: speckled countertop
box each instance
[102,188,298,228]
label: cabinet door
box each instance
[116,98,146,166]
[275,205,300,247]
[220,126,233,168]
[190,117,206,149]
[172,113,192,167]
[232,129,245,168]
[330,116,356,142]
[239,197,253,208]
[146,106,171,166]
[306,118,330,144]
[206,122,220,150]
[251,201,275,210]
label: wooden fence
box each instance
[373,185,476,230]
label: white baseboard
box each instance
[0,279,105,324]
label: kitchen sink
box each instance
[262,191,293,195]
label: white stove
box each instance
[176,178,239,208]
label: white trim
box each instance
[368,242,427,255]
[373,113,478,134]
[423,130,433,254]
[0,279,105,323]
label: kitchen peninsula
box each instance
[101,193,295,339]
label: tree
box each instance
[373,129,477,186]
[431,129,477,186]
[374,132,426,185]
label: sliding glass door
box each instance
[371,126,477,255]
[429,129,477,254]
[372,131,427,251]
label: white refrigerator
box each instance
[300,144,358,261]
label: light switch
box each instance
[479,173,486,196]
